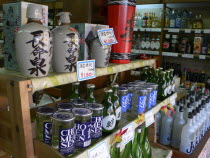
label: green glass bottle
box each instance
[102,89,116,133]
[169,69,175,94]
[138,125,151,158]
[122,141,132,158]
[111,83,121,126]
[150,68,159,84]
[110,142,121,158]
[132,128,143,158]
[165,70,172,97]
[70,82,80,99]
[158,71,167,100]
[146,67,152,83]
[86,84,96,103]
[141,67,148,81]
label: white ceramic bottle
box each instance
[15,4,52,77]
[184,103,192,122]
[192,109,199,150]
[155,112,162,140]
[52,12,80,72]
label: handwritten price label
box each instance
[122,123,134,145]
[97,28,118,46]
[77,60,96,81]
[145,109,155,127]
[88,140,110,158]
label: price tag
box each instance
[133,27,138,32]
[185,29,191,33]
[182,54,194,58]
[162,52,178,57]
[145,109,155,127]
[146,28,151,32]
[199,55,206,60]
[97,28,118,46]
[122,123,134,145]
[88,140,110,158]
[195,29,201,34]
[140,28,146,31]
[169,29,179,33]
[151,28,161,32]
[204,29,210,34]
[150,51,159,55]
[77,60,96,81]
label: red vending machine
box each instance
[108,0,136,64]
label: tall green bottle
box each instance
[141,67,148,81]
[132,128,143,158]
[102,89,116,133]
[122,141,132,158]
[146,67,153,83]
[139,125,151,158]
[158,71,167,100]
[86,84,96,103]
[111,83,121,126]
[110,142,120,158]
[169,69,175,94]
[165,70,172,97]
[70,82,80,99]
[150,68,159,84]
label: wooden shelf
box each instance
[0,59,156,93]
[163,0,210,3]
[33,93,177,158]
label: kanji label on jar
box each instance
[88,140,110,158]
[145,109,155,127]
[97,28,118,46]
[122,123,134,145]
[77,60,96,81]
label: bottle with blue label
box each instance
[85,103,104,143]
[126,86,134,111]
[175,10,182,28]
[51,112,75,156]
[36,106,57,146]
[118,87,128,113]
[72,108,92,149]
[144,87,153,110]
[70,98,87,108]
[146,83,158,107]
[102,89,116,133]
[56,102,75,112]
[133,88,148,115]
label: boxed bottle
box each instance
[193,36,202,54]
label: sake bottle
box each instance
[192,109,199,149]
[180,112,195,154]
[184,103,192,122]
[70,82,80,99]
[139,125,151,158]
[155,112,162,140]
[86,84,96,103]
[110,142,120,158]
[132,128,143,158]
[171,106,186,149]
[205,98,210,131]
[122,141,132,158]
[172,100,180,120]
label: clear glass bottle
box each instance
[170,9,176,28]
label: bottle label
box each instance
[121,95,128,113]
[170,20,175,27]
[155,41,160,50]
[59,128,74,155]
[137,96,147,114]
[127,93,133,110]
[172,83,175,92]
[143,20,147,27]
[148,92,153,109]
[168,84,172,95]
[141,41,146,49]
[102,115,116,131]
[176,18,182,28]
[163,42,170,49]
[145,41,150,49]
[43,122,52,145]
[91,116,103,139]
[152,90,158,106]
[75,122,91,148]
[164,87,168,96]
[150,41,156,50]
[115,106,122,121]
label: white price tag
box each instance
[88,140,110,158]
[133,27,138,31]
[169,29,179,33]
[162,52,178,57]
[182,54,194,58]
[170,94,176,103]
[199,55,206,60]
[195,29,201,34]
[145,109,155,127]
[185,29,191,33]
[204,29,210,34]
[97,28,117,46]
[146,51,159,55]
[146,28,151,32]
[140,28,146,31]
[122,123,134,145]
[77,60,96,81]
[151,28,161,32]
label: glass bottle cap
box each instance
[87,84,95,88]
[114,142,121,148]
[36,106,57,116]
[52,112,75,122]
[72,108,93,116]
[70,98,87,107]
[111,83,119,88]
[73,82,80,85]
[104,88,113,93]
[56,102,75,111]
[85,103,104,111]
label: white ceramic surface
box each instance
[26,4,42,20]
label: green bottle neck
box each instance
[104,92,112,103]
[87,87,94,98]
[72,85,79,94]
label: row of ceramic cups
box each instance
[15,4,111,78]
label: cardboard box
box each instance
[193,37,202,54]
[3,2,48,71]
[70,23,108,60]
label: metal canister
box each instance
[36,106,57,145]
[56,102,75,112]
[72,108,93,149]
[118,87,128,113]
[146,83,158,107]
[51,112,75,156]
[70,98,87,108]
[85,103,104,140]
[136,88,148,114]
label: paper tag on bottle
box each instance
[185,29,191,33]
[122,123,134,145]
[88,140,110,158]
[145,109,155,127]
[195,29,201,34]
[182,54,194,58]
[97,28,118,46]
[204,29,210,34]
[199,55,206,59]
[77,60,96,81]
